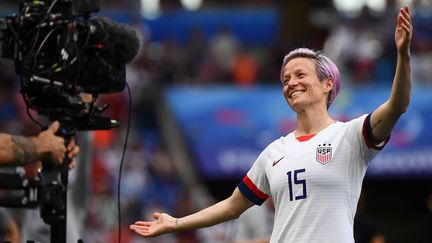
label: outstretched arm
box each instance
[130,187,254,237]
[370,6,413,144]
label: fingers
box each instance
[398,13,410,28]
[134,221,151,226]
[403,5,410,15]
[129,225,150,236]
[68,158,76,169]
[33,121,82,168]
[68,142,80,159]
[47,121,60,133]
[65,138,79,169]
[41,121,77,166]
[395,5,413,52]
[67,137,76,150]
[130,214,173,238]
[398,20,411,35]
[67,138,79,158]
[399,8,412,27]
[130,222,153,237]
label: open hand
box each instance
[129,213,177,237]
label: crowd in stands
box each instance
[0,1,431,242]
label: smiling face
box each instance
[282,57,333,112]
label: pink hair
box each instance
[280,48,341,108]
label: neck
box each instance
[295,106,334,136]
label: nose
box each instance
[287,77,299,88]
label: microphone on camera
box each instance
[87,16,142,65]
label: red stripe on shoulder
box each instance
[243,176,269,200]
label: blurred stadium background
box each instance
[1,0,432,242]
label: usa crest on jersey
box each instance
[316,143,332,164]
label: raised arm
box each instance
[370,6,413,144]
[130,187,254,237]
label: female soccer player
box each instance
[130,6,412,243]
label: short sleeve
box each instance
[344,114,390,164]
[238,148,271,205]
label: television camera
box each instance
[0,0,140,242]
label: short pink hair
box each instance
[280,48,341,108]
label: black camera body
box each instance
[0,0,128,127]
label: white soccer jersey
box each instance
[238,114,387,243]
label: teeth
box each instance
[290,91,304,98]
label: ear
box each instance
[323,78,334,94]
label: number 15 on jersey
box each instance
[287,169,307,201]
